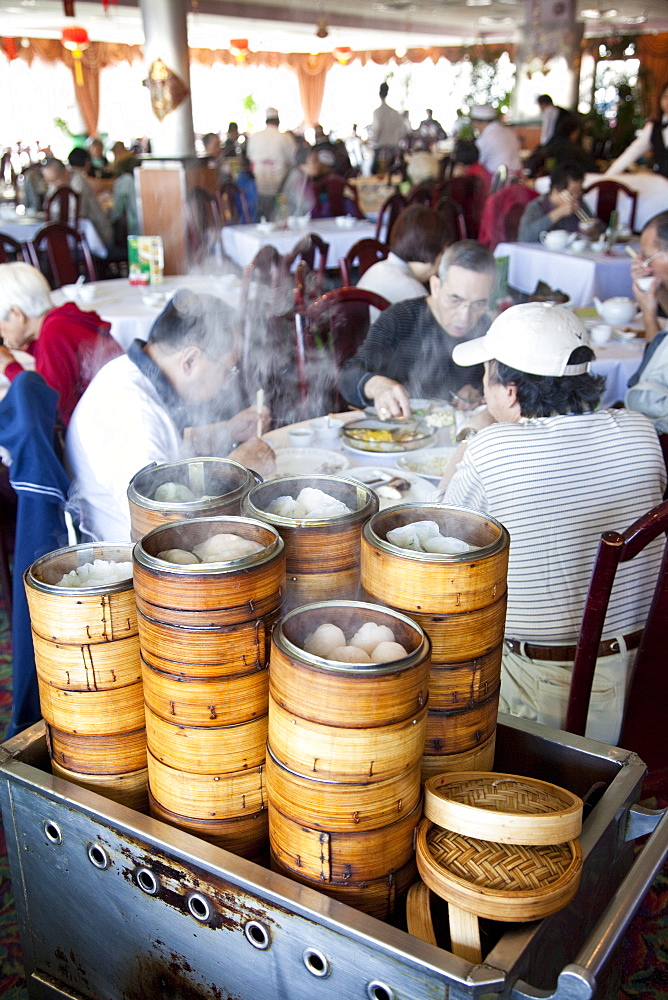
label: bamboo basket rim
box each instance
[243,474,379,527]
[133,515,284,575]
[416,819,582,921]
[424,772,583,846]
[26,542,134,596]
[273,599,430,677]
[128,457,257,511]
[363,503,510,564]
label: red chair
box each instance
[43,185,80,227]
[405,182,441,208]
[185,187,225,263]
[433,195,467,243]
[338,238,389,287]
[0,233,27,263]
[441,175,487,239]
[312,175,364,219]
[294,287,390,416]
[582,179,638,233]
[374,191,406,243]
[284,234,330,308]
[565,499,668,795]
[219,181,251,225]
[26,223,96,288]
[478,185,539,251]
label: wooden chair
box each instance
[565,499,668,795]
[582,179,639,233]
[0,233,27,264]
[284,234,330,308]
[433,194,467,243]
[441,175,487,239]
[43,185,80,227]
[294,287,390,416]
[219,181,251,225]
[312,175,364,219]
[26,223,96,288]
[185,187,225,263]
[374,191,406,243]
[478,185,539,251]
[404,182,440,208]
[338,238,389,287]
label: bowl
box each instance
[334,216,356,229]
[341,418,437,454]
[396,446,458,484]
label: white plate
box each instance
[345,466,437,508]
[273,448,349,477]
[396,446,458,484]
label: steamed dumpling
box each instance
[156,548,200,564]
[386,520,441,551]
[192,532,263,563]
[370,641,409,662]
[303,623,346,657]
[296,488,351,518]
[153,482,196,503]
[422,535,472,555]
[349,622,395,655]
[268,495,299,517]
[328,645,372,663]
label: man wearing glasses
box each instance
[338,241,495,419]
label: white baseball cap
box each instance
[470,104,496,121]
[452,302,590,377]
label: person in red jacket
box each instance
[0,262,121,427]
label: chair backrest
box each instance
[565,499,668,792]
[44,185,80,227]
[312,175,364,219]
[442,175,487,239]
[26,222,96,288]
[294,287,390,416]
[0,232,27,264]
[582,179,638,232]
[433,195,467,243]
[478,185,539,251]
[338,238,389,287]
[374,191,406,243]
[219,181,251,225]
[185,186,224,263]
[405,182,440,208]
[284,234,330,307]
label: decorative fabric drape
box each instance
[286,53,334,127]
[636,35,668,118]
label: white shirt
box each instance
[540,105,561,145]
[370,101,407,149]
[357,252,427,319]
[444,409,666,642]
[475,121,521,173]
[247,126,297,196]
[65,354,182,541]
[604,120,668,175]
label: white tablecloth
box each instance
[494,241,635,307]
[534,172,668,232]
[221,218,377,270]
[0,214,108,258]
[51,273,243,352]
[590,338,644,407]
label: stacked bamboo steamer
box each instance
[127,457,261,542]
[25,543,148,811]
[242,475,378,610]
[361,505,510,778]
[133,516,285,858]
[413,772,583,962]
[267,601,431,919]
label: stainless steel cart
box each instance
[1,714,666,1000]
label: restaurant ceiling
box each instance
[0,0,666,50]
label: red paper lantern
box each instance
[333,46,352,65]
[230,38,249,61]
[61,25,89,85]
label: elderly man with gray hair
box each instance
[338,240,496,419]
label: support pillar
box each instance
[139,0,195,157]
[511,0,584,119]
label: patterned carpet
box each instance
[0,590,666,999]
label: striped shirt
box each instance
[444,409,666,641]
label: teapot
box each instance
[593,296,637,326]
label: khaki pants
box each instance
[499,636,636,746]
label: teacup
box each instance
[310,416,341,442]
[77,284,98,303]
[636,275,655,292]
[590,324,612,346]
[539,230,570,251]
[288,427,314,448]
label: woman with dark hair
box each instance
[604,82,668,177]
[358,205,454,305]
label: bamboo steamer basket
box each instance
[423,772,583,846]
[266,748,422,833]
[145,708,267,774]
[37,677,146,735]
[424,690,500,756]
[127,457,261,542]
[33,632,142,691]
[149,792,268,859]
[268,798,422,883]
[428,646,502,710]
[46,725,147,775]
[147,750,266,820]
[51,759,149,812]
[415,819,583,922]
[409,598,508,666]
[141,659,268,727]
[270,600,430,727]
[271,853,417,920]
[133,517,285,629]
[25,543,137,646]
[242,475,378,608]
[422,734,496,781]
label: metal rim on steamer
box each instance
[273,599,431,676]
[133,515,284,575]
[27,542,135,595]
[243,475,378,527]
[127,457,258,512]
[363,503,510,563]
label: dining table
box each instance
[494,240,636,307]
[533,171,668,232]
[220,217,378,271]
[0,210,109,259]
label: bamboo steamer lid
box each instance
[424,772,583,845]
[361,504,509,615]
[270,600,430,728]
[415,819,583,922]
[149,792,268,858]
[51,759,149,812]
[422,734,496,781]
[128,457,261,542]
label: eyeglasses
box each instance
[640,248,668,268]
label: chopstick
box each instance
[626,246,639,259]
[255,388,264,438]
[560,191,590,225]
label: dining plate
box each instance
[273,448,349,477]
[345,466,437,508]
[364,398,455,431]
[341,417,437,453]
[396,446,458,484]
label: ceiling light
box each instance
[466,0,493,6]
[581,9,601,17]
[602,8,618,15]
[619,14,646,22]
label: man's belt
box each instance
[504,629,643,663]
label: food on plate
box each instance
[529,280,569,305]
[156,548,201,564]
[386,520,477,556]
[267,487,351,519]
[191,532,264,562]
[302,620,409,663]
[56,559,133,588]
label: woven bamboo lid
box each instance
[415,819,582,922]
[424,772,582,845]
